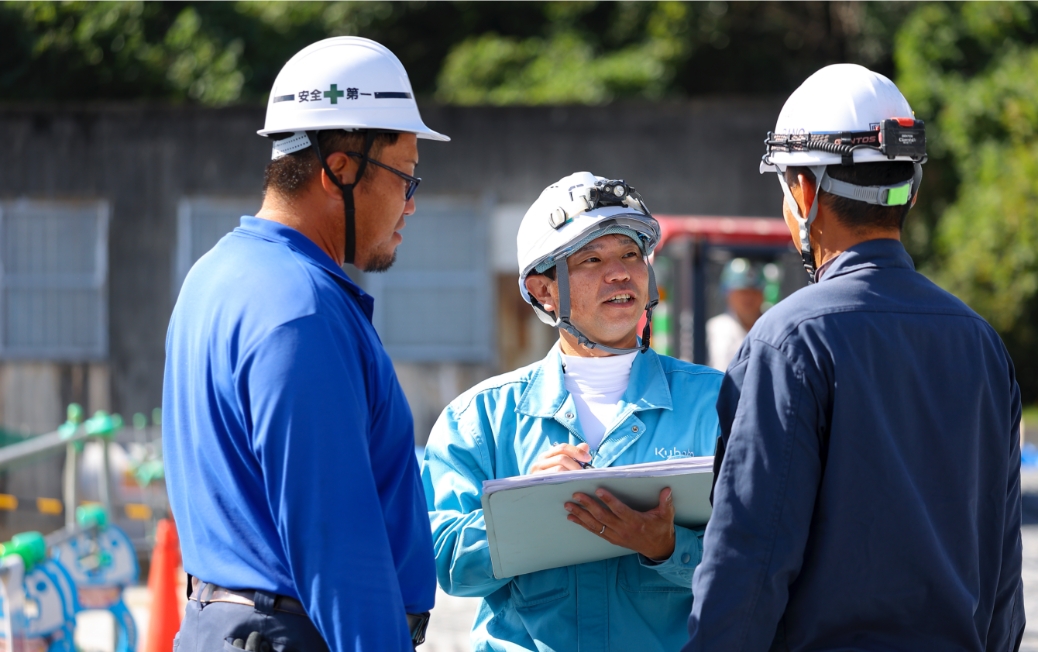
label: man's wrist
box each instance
[643,530,676,562]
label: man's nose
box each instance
[403,196,416,217]
[604,259,631,282]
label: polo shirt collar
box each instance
[236,215,368,299]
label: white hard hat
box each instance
[759,64,926,281]
[258,37,448,267]
[760,64,922,171]
[258,36,448,143]
[516,171,660,354]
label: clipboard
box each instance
[481,456,714,579]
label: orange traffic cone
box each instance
[145,519,183,652]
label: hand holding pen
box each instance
[529,442,593,474]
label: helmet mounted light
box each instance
[762,118,927,169]
[548,179,649,230]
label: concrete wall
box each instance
[418,101,785,215]
[0,99,785,432]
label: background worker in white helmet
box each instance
[163,37,448,651]
[706,258,766,371]
[685,64,1024,651]
[422,172,723,651]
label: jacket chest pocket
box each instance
[617,556,691,594]
[510,567,571,609]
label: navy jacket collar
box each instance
[819,238,914,283]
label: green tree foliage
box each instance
[437,2,912,104]
[0,2,395,103]
[895,2,1038,396]
[0,1,910,106]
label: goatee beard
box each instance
[362,250,397,273]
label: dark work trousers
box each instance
[174,590,331,652]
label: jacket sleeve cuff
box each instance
[637,525,704,587]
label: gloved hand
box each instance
[231,632,271,652]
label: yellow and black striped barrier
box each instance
[0,494,155,520]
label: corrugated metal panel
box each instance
[367,198,494,363]
[0,199,108,360]
[173,197,258,300]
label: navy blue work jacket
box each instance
[164,216,435,652]
[686,239,1024,652]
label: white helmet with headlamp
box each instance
[517,171,661,354]
[258,36,448,265]
[760,63,926,279]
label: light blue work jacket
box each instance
[423,345,722,651]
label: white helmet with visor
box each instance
[517,172,661,354]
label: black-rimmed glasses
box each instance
[347,151,421,200]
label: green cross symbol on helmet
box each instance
[324,84,345,104]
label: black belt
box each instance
[190,577,307,617]
[190,576,429,647]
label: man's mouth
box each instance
[606,294,634,304]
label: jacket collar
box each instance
[819,238,915,283]
[517,343,673,418]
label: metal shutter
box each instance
[0,199,109,360]
[366,198,494,363]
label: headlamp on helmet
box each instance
[763,118,926,169]
[547,179,649,229]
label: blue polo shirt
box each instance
[163,216,435,651]
[686,239,1024,651]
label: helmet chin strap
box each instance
[777,165,828,283]
[308,130,377,266]
[547,258,660,355]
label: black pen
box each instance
[578,459,593,470]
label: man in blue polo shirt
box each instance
[685,64,1024,651]
[163,37,448,651]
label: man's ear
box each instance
[524,275,556,313]
[319,151,359,197]
[795,172,817,217]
